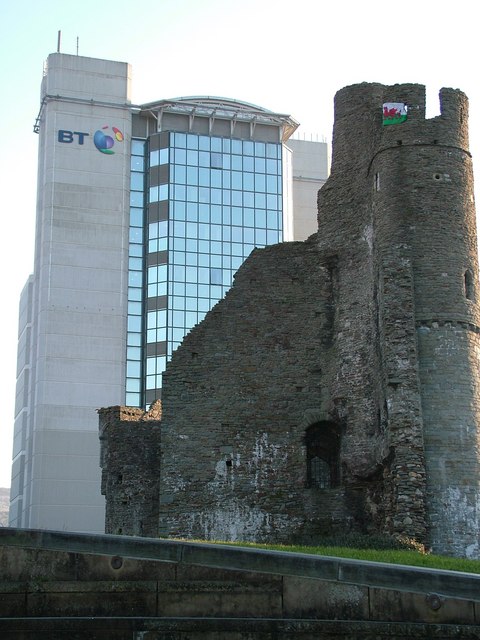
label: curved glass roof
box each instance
[138,95,299,141]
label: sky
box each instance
[1,0,479,488]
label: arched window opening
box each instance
[464,269,474,300]
[305,422,341,489]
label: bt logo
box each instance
[57,130,89,144]
[58,125,124,155]
[93,125,124,154]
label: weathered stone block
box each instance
[283,576,369,619]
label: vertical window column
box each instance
[126,138,146,407]
[145,133,170,405]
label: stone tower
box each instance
[319,82,480,557]
[368,85,480,557]
[100,83,480,558]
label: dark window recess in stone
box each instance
[305,422,341,489]
[465,269,474,300]
[310,456,331,488]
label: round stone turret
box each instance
[368,83,480,557]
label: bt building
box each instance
[9,53,328,533]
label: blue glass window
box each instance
[131,139,145,155]
[131,155,144,171]
[130,191,143,207]
[211,153,222,169]
[143,131,284,397]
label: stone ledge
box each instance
[1,527,480,602]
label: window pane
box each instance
[128,301,142,315]
[131,155,144,171]
[174,132,187,147]
[211,152,222,168]
[128,287,142,301]
[131,140,145,155]
[159,148,169,165]
[127,347,141,361]
[126,392,141,406]
[159,184,168,201]
[244,173,254,191]
[131,191,144,207]
[255,174,266,191]
[231,155,242,170]
[210,268,222,285]
[174,148,186,164]
[127,316,141,332]
[186,134,198,149]
[243,140,254,155]
[130,208,143,227]
[187,166,198,185]
[174,165,186,184]
[199,151,210,167]
[128,271,142,287]
[126,378,141,392]
[127,332,141,346]
[231,172,242,189]
[255,210,266,227]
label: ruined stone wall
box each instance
[160,242,364,542]
[100,82,480,557]
[99,403,161,536]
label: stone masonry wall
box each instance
[370,86,480,557]
[99,402,161,536]
[100,82,480,557]
[159,237,387,542]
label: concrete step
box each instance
[1,616,480,640]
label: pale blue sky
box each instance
[1,0,479,487]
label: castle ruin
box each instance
[100,82,480,558]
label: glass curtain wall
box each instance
[144,130,283,405]
[125,139,146,406]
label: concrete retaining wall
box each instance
[1,527,480,638]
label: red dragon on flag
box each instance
[383,102,407,126]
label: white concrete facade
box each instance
[10,53,329,533]
[288,138,329,240]
[10,54,132,532]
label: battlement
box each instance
[330,83,469,176]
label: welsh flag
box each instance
[383,102,407,126]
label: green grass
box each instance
[182,537,480,575]
[224,541,480,574]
